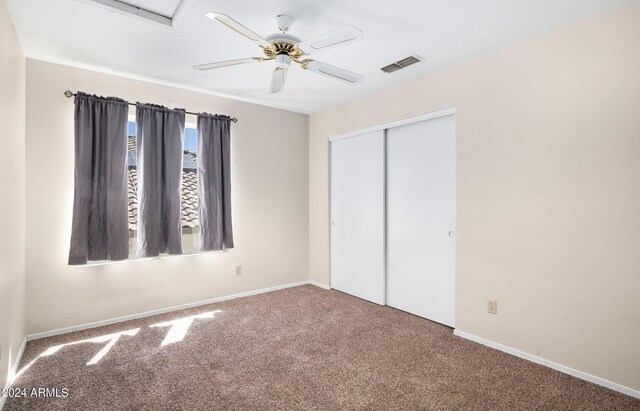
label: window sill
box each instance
[76,249,229,267]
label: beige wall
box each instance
[25,60,309,335]
[309,6,640,391]
[0,0,26,391]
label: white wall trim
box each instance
[27,281,311,341]
[329,107,455,142]
[0,336,27,410]
[308,280,331,290]
[454,329,640,399]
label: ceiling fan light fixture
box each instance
[276,54,292,68]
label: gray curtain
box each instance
[197,114,234,250]
[68,92,129,265]
[136,104,185,257]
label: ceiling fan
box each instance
[194,13,364,94]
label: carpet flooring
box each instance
[5,285,639,410]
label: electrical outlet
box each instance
[234,265,242,276]
[488,299,497,314]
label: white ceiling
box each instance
[6,0,638,114]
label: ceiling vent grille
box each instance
[381,55,422,73]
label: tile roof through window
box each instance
[127,136,199,230]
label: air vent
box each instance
[381,55,422,73]
[381,63,403,73]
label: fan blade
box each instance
[302,60,363,84]
[193,58,261,71]
[296,26,363,53]
[205,12,271,48]
[269,67,288,94]
[193,58,262,71]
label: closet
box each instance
[330,109,456,327]
[330,130,385,305]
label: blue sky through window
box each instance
[128,121,197,152]
[185,128,196,152]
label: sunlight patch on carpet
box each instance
[150,311,221,347]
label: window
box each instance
[181,126,200,251]
[127,120,201,255]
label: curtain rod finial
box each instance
[64,90,74,98]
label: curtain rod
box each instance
[63,90,238,123]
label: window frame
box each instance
[77,117,225,267]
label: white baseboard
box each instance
[453,329,640,399]
[27,280,311,341]
[308,280,331,290]
[0,336,27,411]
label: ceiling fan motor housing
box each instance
[263,33,305,61]
[275,14,294,32]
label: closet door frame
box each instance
[329,107,455,143]
[328,106,456,315]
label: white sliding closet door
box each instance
[330,131,385,305]
[387,114,456,327]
